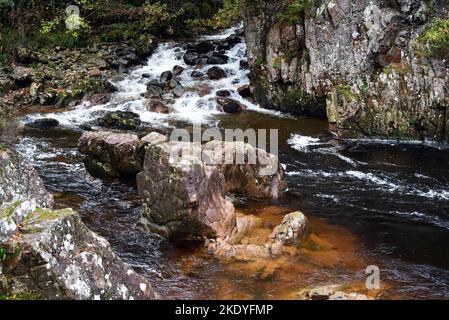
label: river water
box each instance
[15,27,449,299]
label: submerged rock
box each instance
[297,285,372,301]
[216,97,245,113]
[207,66,226,80]
[269,211,309,245]
[145,99,169,114]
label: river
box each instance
[15,26,449,299]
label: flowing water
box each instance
[15,27,449,299]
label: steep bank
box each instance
[242,0,449,142]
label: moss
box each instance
[0,292,40,300]
[335,84,357,102]
[0,201,24,219]
[281,48,296,64]
[415,18,449,58]
[0,247,7,262]
[23,208,74,225]
[272,56,282,70]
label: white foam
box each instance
[287,134,322,152]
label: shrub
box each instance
[276,0,314,25]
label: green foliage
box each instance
[276,0,314,25]
[143,1,184,32]
[187,0,240,33]
[415,18,449,58]
[0,247,6,262]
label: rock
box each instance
[237,84,252,99]
[207,66,226,80]
[207,53,229,65]
[216,90,231,97]
[141,73,151,79]
[141,132,168,145]
[239,60,249,70]
[26,118,60,129]
[202,140,287,199]
[145,100,169,114]
[146,82,163,98]
[190,71,204,78]
[0,148,54,226]
[172,83,185,98]
[136,141,236,240]
[160,71,173,83]
[78,131,143,178]
[96,111,142,130]
[183,51,200,66]
[0,148,158,300]
[172,65,184,77]
[0,206,158,300]
[190,41,215,54]
[137,137,287,240]
[90,93,111,106]
[297,285,372,300]
[10,66,34,88]
[216,97,244,113]
[269,211,309,245]
[242,0,449,141]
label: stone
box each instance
[207,66,226,80]
[183,51,200,66]
[160,71,173,83]
[297,285,372,300]
[190,71,204,78]
[90,93,111,106]
[172,65,184,77]
[96,111,141,130]
[216,97,244,113]
[78,131,143,177]
[237,84,252,99]
[269,211,309,245]
[216,90,231,97]
[25,118,60,129]
[146,82,163,98]
[207,53,229,65]
[10,66,34,88]
[136,141,236,240]
[145,99,169,114]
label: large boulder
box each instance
[203,141,287,199]
[78,131,143,178]
[0,148,158,300]
[136,137,287,241]
[0,208,158,300]
[136,140,237,240]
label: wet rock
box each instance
[145,81,163,98]
[141,73,151,79]
[239,60,249,70]
[145,99,169,114]
[207,66,226,80]
[216,97,244,113]
[216,90,231,97]
[0,148,54,222]
[90,93,111,106]
[78,131,143,178]
[183,51,200,66]
[160,71,173,83]
[96,111,142,130]
[269,211,309,245]
[237,84,252,99]
[172,65,184,77]
[26,118,60,129]
[190,71,204,78]
[189,41,215,54]
[207,53,229,65]
[297,285,372,300]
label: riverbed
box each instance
[15,27,449,300]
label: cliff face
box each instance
[242,0,449,141]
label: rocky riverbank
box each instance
[241,0,449,142]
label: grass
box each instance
[415,18,449,58]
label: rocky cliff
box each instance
[242,0,449,142]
